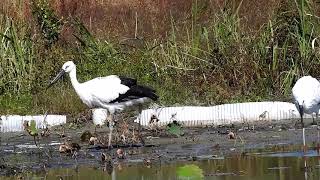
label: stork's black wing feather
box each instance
[119,76,137,87]
[110,85,158,103]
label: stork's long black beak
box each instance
[47,69,65,89]
[298,104,304,128]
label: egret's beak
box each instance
[48,69,65,88]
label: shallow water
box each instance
[2,151,320,180]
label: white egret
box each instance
[49,61,158,148]
[292,75,320,127]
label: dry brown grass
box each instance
[0,0,282,39]
[2,0,320,115]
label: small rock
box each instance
[228,131,235,139]
[143,159,151,168]
[117,149,125,159]
[59,142,81,154]
[59,144,71,154]
[89,137,98,145]
[80,131,93,142]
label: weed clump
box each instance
[0,0,320,115]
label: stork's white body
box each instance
[50,61,158,147]
[69,71,151,113]
[292,76,320,115]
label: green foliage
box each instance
[31,0,63,47]
[166,121,183,136]
[24,119,38,139]
[1,0,320,115]
[29,120,38,136]
[0,94,33,114]
[177,164,204,180]
[23,120,39,146]
[0,18,34,95]
[72,18,122,79]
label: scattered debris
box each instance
[228,131,235,139]
[149,114,159,124]
[116,149,125,159]
[101,153,112,163]
[89,137,99,145]
[143,159,151,168]
[40,127,50,137]
[102,153,113,175]
[59,142,81,154]
[80,131,93,142]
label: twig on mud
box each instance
[87,144,156,150]
[33,136,38,147]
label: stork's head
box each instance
[48,61,76,88]
[62,61,76,73]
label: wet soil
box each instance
[0,118,320,177]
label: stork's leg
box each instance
[312,114,316,125]
[108,114,114,149]
[301,115,304,128]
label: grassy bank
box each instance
[0,0,320,115]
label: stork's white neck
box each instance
[68,67,80,88]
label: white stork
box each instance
[292,75,320,127]
[48,61,158,148]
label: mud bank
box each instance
[0,118,319,177]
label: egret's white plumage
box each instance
[292,75,320,126]
[49,61,158,147]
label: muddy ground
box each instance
[0,118,320,177]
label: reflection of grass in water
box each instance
[2,153,319,179]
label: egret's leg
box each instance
[108,114,114,149]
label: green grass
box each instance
[1,0,320,116]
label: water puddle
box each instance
[2,152,320,180]
[261,150,320,158]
